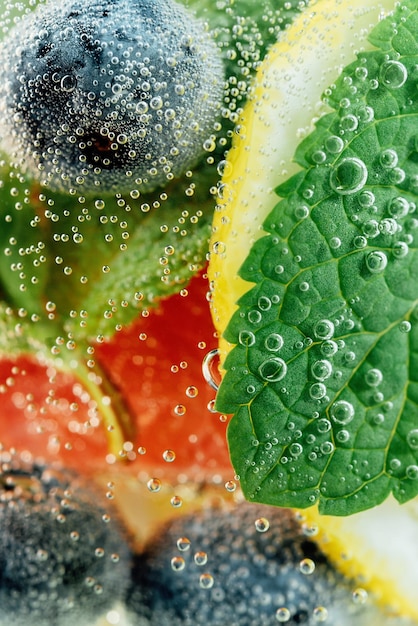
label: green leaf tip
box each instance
[216,0,418,516]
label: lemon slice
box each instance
[208,0,418,620]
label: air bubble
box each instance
[311,359,332,381]
[186,386,198,398]
[199,573,214,589]
[389,167,406,184]
[355,66,368,80]
[365,250,387,273]
[299,558,315,575]
[379,149,398,169]
[312,607,329,622]
[275,608,291,623]
[258,357,287,382]
[147,478,162,493]
[330,157,368,195]
[255,517,270,533]
[311,150,326,164]
[357,105,374,123]
[325,135,344,154]
[202,349,221,392]
[392,241,409,259]
[390,458,402,471]
[258,296,272,311]
[176,537,191,551]
[217,160,233,177]
[372,413,385,425]
[380,60,408,89]
[352,588,368,605]
[399,320,411,333]
[289,443,303,457]
[309,383,327,400]
[353,235,367,249]
[171,556,185,572]
[314,319,334,340]
[365,368,383,387]
[36,549,49,561]
[212,240,226,255]
[320,441,334,455]
[317,418,331,434]
[363,220,379,238]
[248,310,262,324]
[389,196,410,219]
[302,523,319,537]
[358,190,375,207]
[162,449,176,463]
[295,205,310,219]
[340,114,358,132]
[203,138,216,152]
[264,333,284,352]
[329,237,341,250]
[73,233,83,244]
[330,400,355,425]
[336,429,350,443]
[239,330,256,346]
[406,465,418,479]
[406,429,418,449]
[320,340,338,357]
[194,551,208,566]
[170,495,183,508]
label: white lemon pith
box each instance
[303,498,418,620]
[208,0,418,620]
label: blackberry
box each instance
[0,0,224,194]
[127,502,389,625]
[0,450,131,625]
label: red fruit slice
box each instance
[0,272,232,479]
[95,270,231,478]
[0,357,109,469]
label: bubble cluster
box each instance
[0,0,224,194]
[212,0,418,518]
[0,450,131,626]
[126,502,381,625]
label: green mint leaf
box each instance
[217,1,418,516]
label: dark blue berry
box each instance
[0,0,224,194]
[126,502,386,625]
[0,451,131,625]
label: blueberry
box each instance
[0,0,224,194]
[0,450,131,625]
[127,502,387,625]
